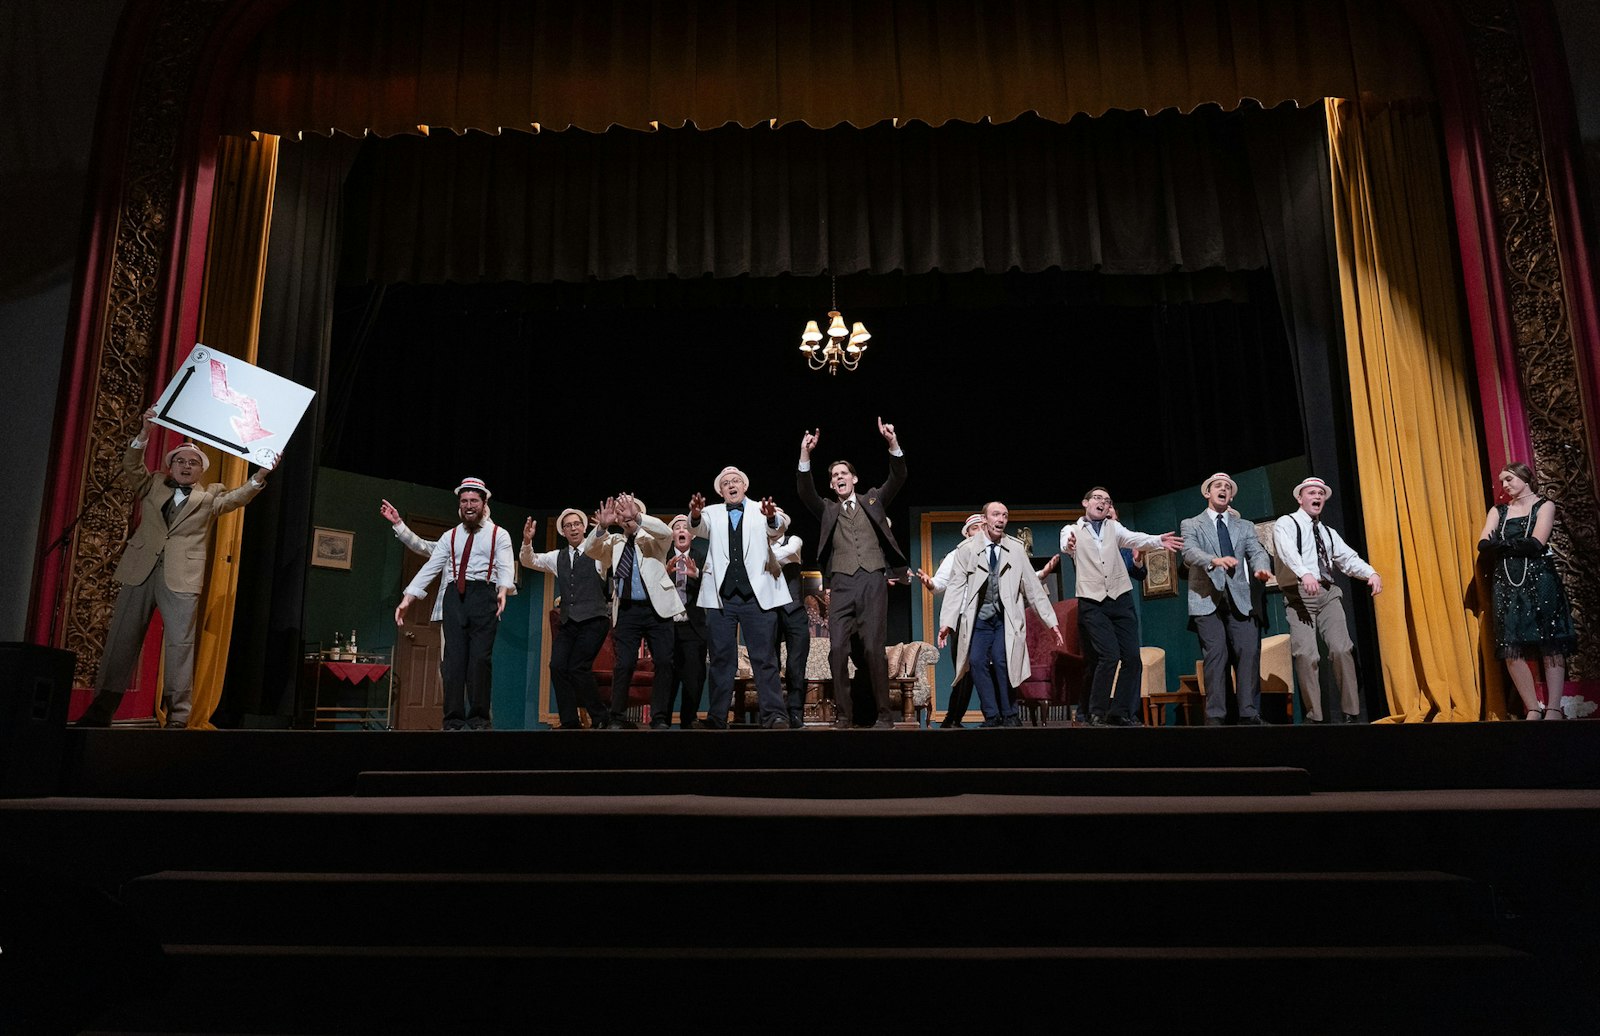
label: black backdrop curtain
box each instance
[217,136,359,725]
[341,108,1271,284]
[320,269,1304,512]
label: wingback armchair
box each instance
[1016,598,1086,725]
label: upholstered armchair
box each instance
[1016,598,1086,725]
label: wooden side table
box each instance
[1142,675,1205,727]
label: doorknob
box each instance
[403,631,415,640]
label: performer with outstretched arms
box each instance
[1272,477,1382,724]
[583,493,682,729]
[690,466,791,728]
[796,417,909,728]
[938,502,1062,727]
[77,406,277,728]
[1063,488,1184,726]
[521,507,612,729]
[395,478,515,730]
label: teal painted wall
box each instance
[907,456,1310,716]
[304,468,546,728]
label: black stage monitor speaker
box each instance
[0,643,75,797]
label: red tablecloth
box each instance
[322,661,391,684]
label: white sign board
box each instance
[150,344,315,466]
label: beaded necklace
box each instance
[1496,497,1543,588]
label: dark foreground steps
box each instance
[122,869,1487,949]
[353,765,1311,797]
[84,868,1540,1033]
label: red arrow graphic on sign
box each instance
[208,358,273,443]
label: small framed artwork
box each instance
[312,527,355,570]
[1142,549,1179,599]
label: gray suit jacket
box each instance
[1180,508,1270,617]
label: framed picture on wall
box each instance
[1142,549,1178,599]
[312,527,354,570]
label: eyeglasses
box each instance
[1087,494,1111,502]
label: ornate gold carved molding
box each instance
[63,0,226,686]
[1461,0,1600,680]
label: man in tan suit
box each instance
[937,502,1062,727]
[584,493,682,729]
[77,407,275,728]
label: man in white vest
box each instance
[1062,487,1183,725]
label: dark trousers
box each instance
[775,601,811,726]
[940,673,974,727]
[611,599,676,722]
[550,614,609,727]
[441,580,498,727]
[826,568,890,722]
[1195,604,1262,720]
[967,613,1014,723]
[706,592,782,724]
[1079,593,1142,720]
[669,619,708,726]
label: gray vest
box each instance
[557,546,608,623]
[830,499,887,575]
[976,541,1004,622]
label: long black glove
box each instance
[1477,537,1503,556]
[1502,536,1547,559]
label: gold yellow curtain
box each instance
[178,133,279,729]
[1325,99,1505,722]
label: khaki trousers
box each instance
[96,558,199,725]
[1282,584,1359,721]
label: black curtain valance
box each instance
[228,0,1433,138]
[337,106,1280,284]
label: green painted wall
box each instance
[304,467,546,728]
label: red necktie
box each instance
[456,529,477,595]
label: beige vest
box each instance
[1073,521,1134,602]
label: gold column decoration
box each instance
[1460,0,1600,682]
[61,0,227,687]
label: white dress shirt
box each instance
[1272,509,1375,588]
[405,520,516,599]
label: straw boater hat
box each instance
[556,507,589,530]
[1293,476,1332,502]
[962,513,984,534]
[670,514,691,529]
[713,466,749,493]
[1200,472,1237,497]
[164,442,209,473]
[455,477,491,499]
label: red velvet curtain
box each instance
[225,0,1434,139]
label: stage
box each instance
[3,722,1598,1032]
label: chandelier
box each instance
[800,275,871,375]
